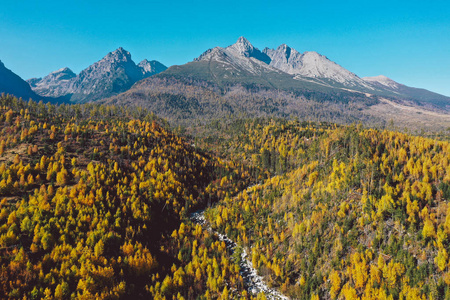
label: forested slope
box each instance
[1,95,450,300]
[205,120,450,299]
[0,95,253,299]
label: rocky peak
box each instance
[226,37,271,64]
[264,44,303,74]
[138,59,168,77]
[26,66,76,98]
[227,36,254,56]
[27,47,167,102]
[194,47,228,62]
[104,47,133,63]
[48,67,76,81]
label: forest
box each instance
[1,94,450,299]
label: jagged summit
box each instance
[50,67,75,75]
[27,48,167,102]
[263,44,373,89]
[107,47,131,60]
[27,66,76,98]
[226,36,254,57]
[104,47,133,62]
[263,44,302,74]
[226,37,271,64]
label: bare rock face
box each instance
[65,47,143,102]
[264,44,373,90]
[28,48,167,102]
[138,59,168,77]
[263,44,303,74]
[193,37,281,77]
[225,36,271,64]
[27,67,76,98]
[194,37,373,91]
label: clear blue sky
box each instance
[1,0,449,96]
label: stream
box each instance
[190,210,289,300]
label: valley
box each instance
[0,36,449,300]
[0,94,449,299]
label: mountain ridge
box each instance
[27,47,167,102]
[0,60,43,101]
[2,37,449,112]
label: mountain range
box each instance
[1,37,449,126]
[26,47,167,102]
[161,37,449,107]
[102,37,450,129]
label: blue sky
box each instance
[1,0,449,96]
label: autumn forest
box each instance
[0,93,450,300]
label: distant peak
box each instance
[51,67,74,74]
[105,47,132,62]
[237,36,251,44]
[115,47,127,53]
[229,36,255,53]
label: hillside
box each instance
[203,119,450,299]
[104,75,381,128]
[1,95,450,299]
[0,60,43,101]
[0,95,252,299]
[363,75,450,110]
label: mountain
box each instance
[66,47,144,102]
[225,36,271,64]
[28,48,167,102]
[27,67,76,98]
[0,60,43,100]
[263,44,374,91]
[165,37,336,92]
[103,37,450,130]
[138,59,168,77]
[103,38,379,127]
[363,75,450,109]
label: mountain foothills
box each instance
[0,94,253,299]
[204,120,450,299]
[1,37,449,127]
[1,94,450,299]
[1,37,450,299]
[104,37,450,130]
[27,48,167,103]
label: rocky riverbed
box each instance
[190,210,289,300]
